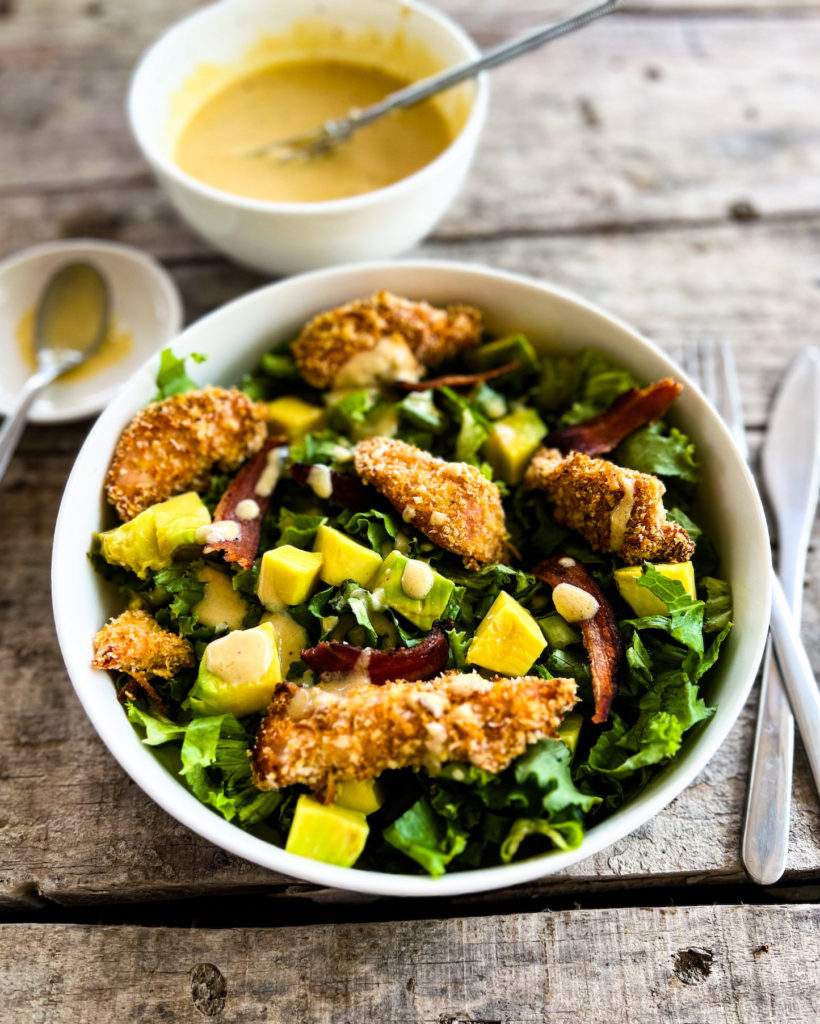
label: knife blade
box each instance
[742,347,820,885]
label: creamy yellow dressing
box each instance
[174,59,453,203]
[15,306,132,384]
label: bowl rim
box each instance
[52,258,771,897]
[0,238,184,424]
[126,0,490,217]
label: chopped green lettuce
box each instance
[702,576,733,633]
[153,348,206,401]
[180,713,283,825]
[617,422,699,483]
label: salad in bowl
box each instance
[86,286,734,879]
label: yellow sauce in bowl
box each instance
[174,58,454,204]
[15,307,132,385]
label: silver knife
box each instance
[742,348,820,885]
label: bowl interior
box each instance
[130,0,478,172]
[53,261,770,897]
[0,241,182,423]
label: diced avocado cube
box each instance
[313,524,383,588]
[351,405,399,441]
[97,492,211,578]
[335,778,384,816]
[97,507,163,579]
[266,396,326,440]
[397,390,446,433]
[258,545,324,608]
[614,562,696,617]
[558,713,583,757]
[539,613,580,649]
[485,407,547,484]
[371,550,454,631]
[152,492,211,561]
[188,622,281,717]
[195,565,248,632]
[468,334,541,377]
[260,610,308,677]
[467,590,546,677]
[285,795,369,867]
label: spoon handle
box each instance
[349,0,621,130]
[0,369,58,482]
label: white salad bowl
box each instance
[53,260,771,898]
[127,0,488,275]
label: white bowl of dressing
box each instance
[128,0,489,276]
[53,260,771,898]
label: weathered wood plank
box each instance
[0,369,817,908]
[1,8,818,234]
[1,906,819,1023]
[0,200,817,429]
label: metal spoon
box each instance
[0,262,109,482]
[246,0,620,162]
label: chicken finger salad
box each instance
[90,291,732,877]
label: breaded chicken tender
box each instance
[91,609,195,683]
[252,672,577,796]
[105,387,268,520]
[292,290,483,389]
[354,437,508,569]
[525,447,694,565]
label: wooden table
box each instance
[1,1,819,1019]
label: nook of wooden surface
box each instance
[1,906,818,1023]
[0,0,818,922]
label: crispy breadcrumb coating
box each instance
[525,448,694,565]
[292,290,483,389]
[91,609,194,683]
[252,672,577,795]
[105,387,269,520]
[354,437,508,569]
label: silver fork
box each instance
[668,338,820,884]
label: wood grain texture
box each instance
[1,5,819,235]
[1,906,819,1023]
[1,0,819,912]
[0,333,817,909]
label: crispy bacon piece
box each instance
[289,462,376,512]
[203,436,286,569]
[533,554,622,725]
[395,360,519,392]
[302,620,453,685]
[546,378,683,457]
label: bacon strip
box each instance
[289,462,376,512]
[532,555,622,724]
[395,360,519,392]
[545,378,683,457]
[203,435,286,570]
[301,620,453,684]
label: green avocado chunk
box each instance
[372,550,454,631]
[558,712,583,757]
[187,622,281,717]
[152,492,211,561]
[538,613,580,650]
[285,795,369,867]
[485,407,548,484]
[97,492,210,578]
[468,333,541,377]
